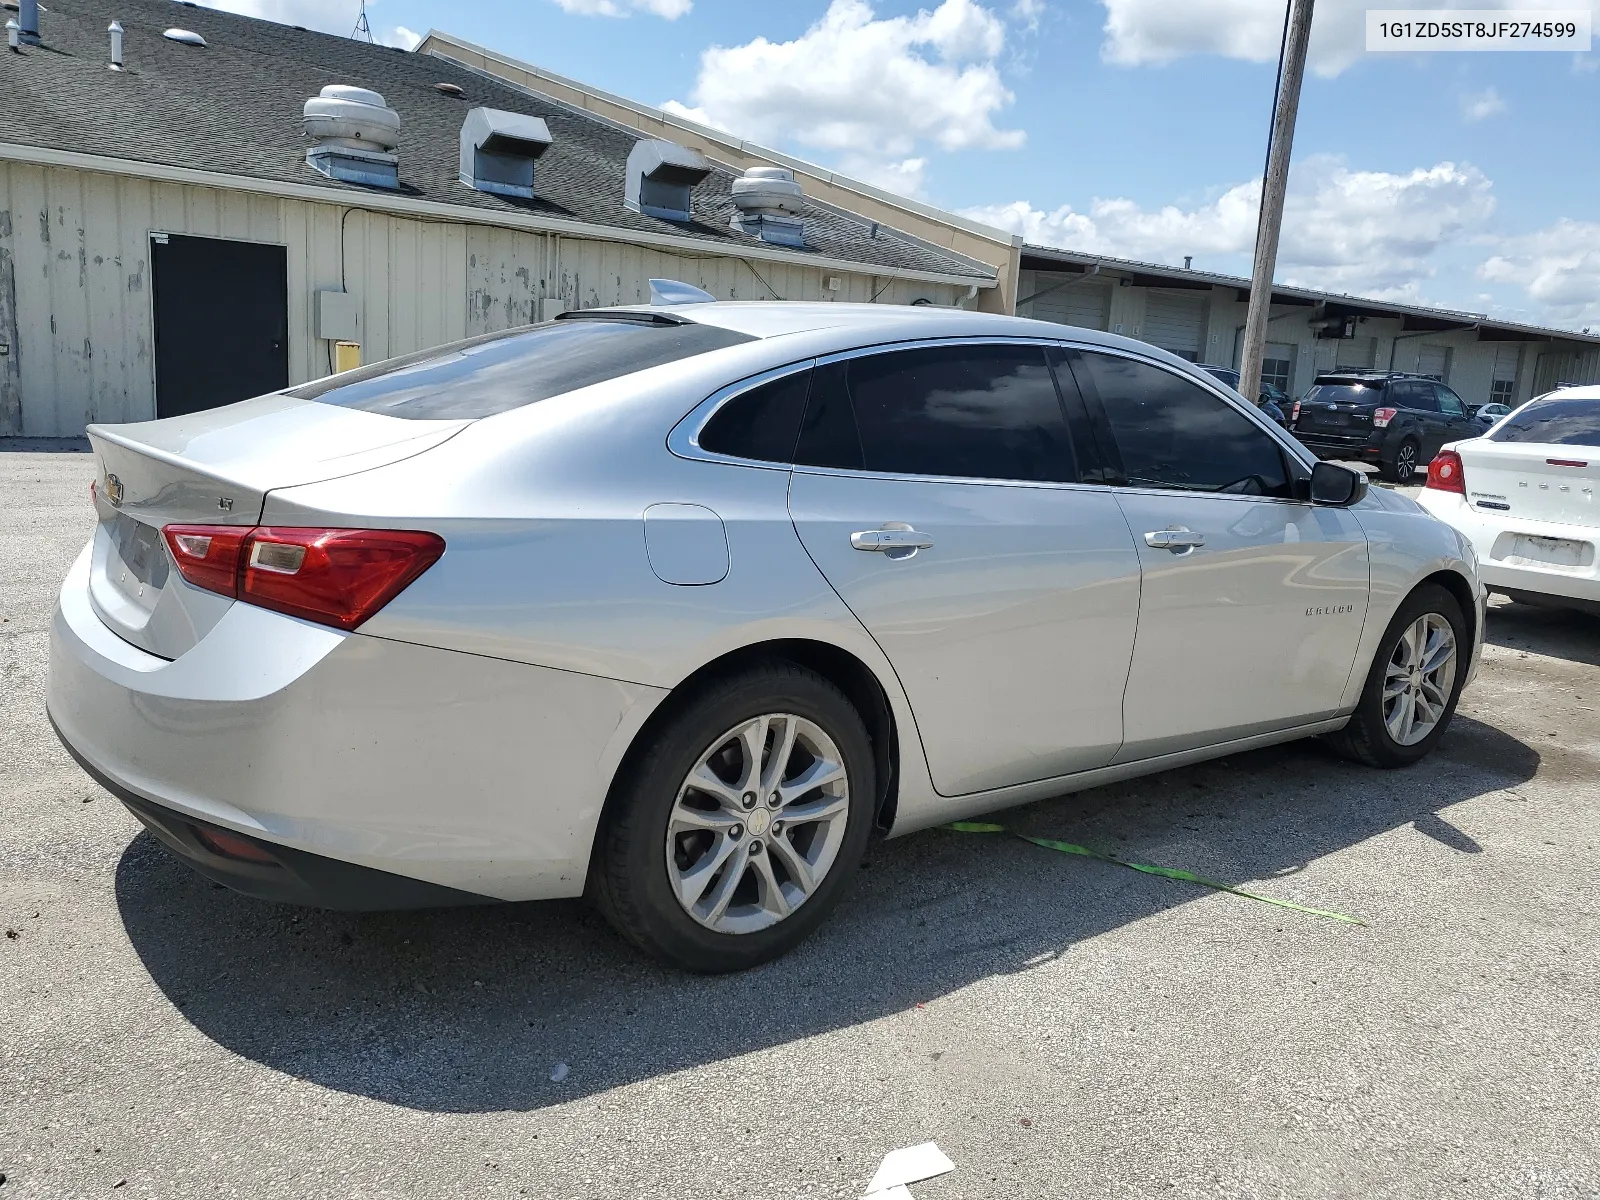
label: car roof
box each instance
[592,301,1193,363]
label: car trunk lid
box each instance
[86,395,467,659]
[1456,440,1598,527]
[1294,385,1378,436]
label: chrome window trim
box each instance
[666,358,817,474]
[667,334,1316,500]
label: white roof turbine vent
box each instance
[728,166,806,247]
[303,84,401,190]
[459,107,552,200]
[625,139,711,223]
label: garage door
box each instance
[1032,281,1111,331]
[1335,336,1376,372]
[1416,344,1451,381]
[1143,291,1205,361]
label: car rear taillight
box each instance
[1425,450,1466,494]
[1290,401,1301,422]
[1372,407,1398,428]
[162,524,445,630]
[163,525,252,597]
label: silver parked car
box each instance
[49,294,1484,972]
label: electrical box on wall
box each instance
[316,290,361,343]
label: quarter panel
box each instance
[50,545,664,900]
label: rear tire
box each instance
[1381,438,1420,484]
[1326,583,1469,768]
[591,662,876,973]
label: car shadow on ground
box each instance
[1483,597,1600,668]
[113,715,1555,1114]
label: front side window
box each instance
[292,316,754,420]
[1490,396,1600,446]
[797,344,1078,483]
[1076,352,1291,498]
[1434,385,1467,416]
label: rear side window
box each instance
[796,344,1077,483]
[1075,352,1291,498]
[1400,382,1440,412]
[290,317,754,420]
[1490,396,1600,445]
[698,369,811,462]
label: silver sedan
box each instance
[48,292,1484,972]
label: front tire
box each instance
[591,662,876,973]
[1327,583,1468,768]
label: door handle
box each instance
[851,528,934,553]
[1144,527,1206,552]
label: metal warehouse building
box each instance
[1017,245,1600,410]
[5,0,1597,438]
[1,0,1004,437]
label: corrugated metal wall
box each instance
[0,161,959,436]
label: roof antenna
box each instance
[351,0,373,42]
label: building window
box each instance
[1490,378,1517,405]
[1260,356,1292,392]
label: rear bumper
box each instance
[1293,433,1384,460]
[47,543,667,905]
[53,719,489,909]
[1414,491,1600,607]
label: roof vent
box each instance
[303,84,401,190]
[728,166,805,247]
[163,28,205,45]
[625,140,710,223]
[458,107,551,200]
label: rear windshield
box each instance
[1489,396,1600,446]
[1304,383,1382,405]
[289,317,755,420]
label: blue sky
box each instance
[220,0,1600,330]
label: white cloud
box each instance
[1481,220,1600,326]
[662,0,1024,196]
[200,0,417,46]
[384,24,421,49]
[1099,0,1594,77]
[200,0,361,34]
[1461,86,1506,120]
[550,0,691,17]
[965,156,1497,298]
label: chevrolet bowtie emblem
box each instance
[104,473,124,507]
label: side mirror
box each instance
[1310,461,1368,507]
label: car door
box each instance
[1432,384,1478,448]
[787,340,1143,796]
[1396,379,1446,457]
[1067,349,1371,761]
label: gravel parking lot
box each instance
[4,446,1598,1199]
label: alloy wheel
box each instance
[1395,442,1418,481]
[665,713,851,935]
[1382,613,1457,746]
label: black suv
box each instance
[1289,372,1481,483]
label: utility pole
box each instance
[1239,0,1314,402]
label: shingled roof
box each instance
[4,0,995,284]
